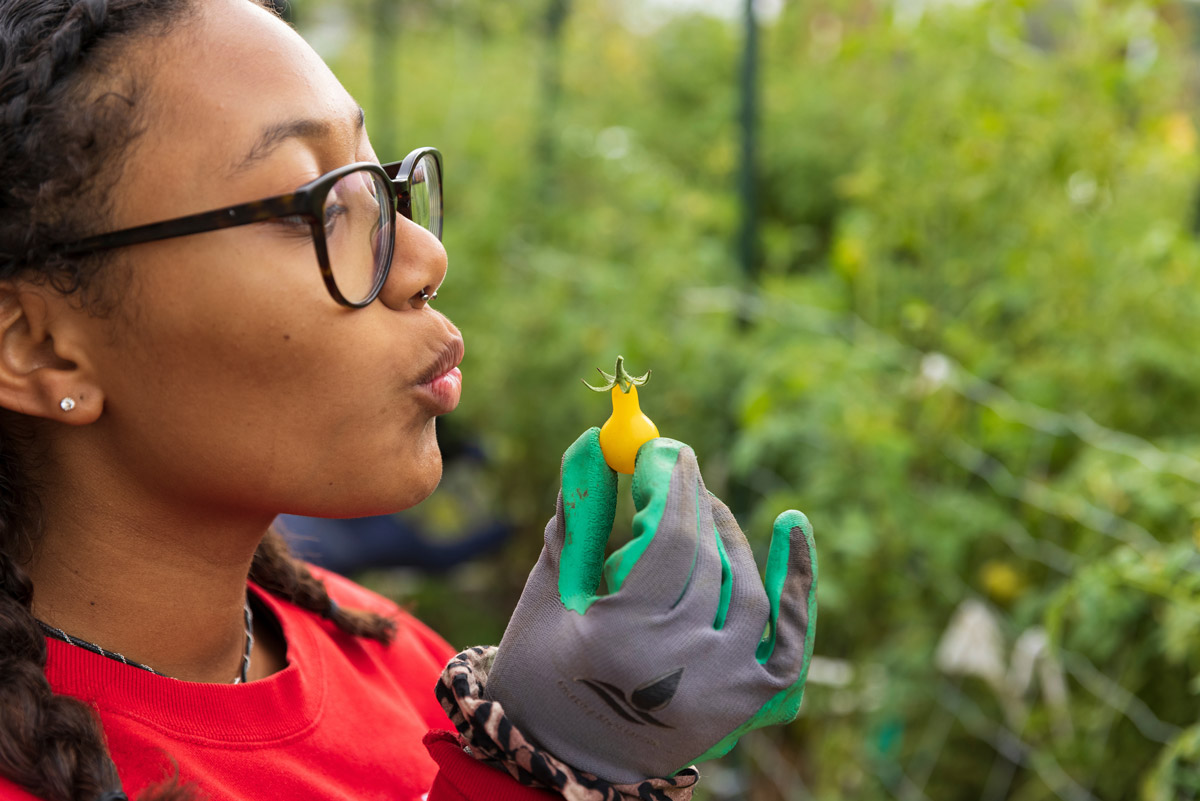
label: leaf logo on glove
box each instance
[576,668,684,728]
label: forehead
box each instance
[119,0,359,209]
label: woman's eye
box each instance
[324,204,347,235]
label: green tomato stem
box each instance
[582,355,651,393]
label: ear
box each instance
[0,282,104,425]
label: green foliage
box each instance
[308,0,1200,796]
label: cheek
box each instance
[94,249,444,516]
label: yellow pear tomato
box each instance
[584,356,660,474]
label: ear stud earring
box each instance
[59,397,76,412]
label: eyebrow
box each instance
[230,105,366,176]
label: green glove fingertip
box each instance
[757,509,815,665]
[559,428,618,615]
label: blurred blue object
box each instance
[276,512,513,575]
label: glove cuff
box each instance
[436,646,700,801]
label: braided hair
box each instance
[0,2,396,799]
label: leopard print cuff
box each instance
[436,646,699,801]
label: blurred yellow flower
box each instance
[980,559,1025,605]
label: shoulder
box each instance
[306,562,402,618]
[304,563,458,664]
[250,563,460,733]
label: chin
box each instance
[397,451,444,509]
[376,427,445,513]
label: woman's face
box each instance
[71,0,461,518]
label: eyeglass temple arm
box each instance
[61,193,313,256]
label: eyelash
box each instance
[325,205,348,233]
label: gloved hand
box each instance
[484,428,817,784]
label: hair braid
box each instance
[0,0,109,130]
[251,528,397,644]
[0,0,199,301]
[0,550,124,801]
[0,413,143,801]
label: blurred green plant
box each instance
[303,0,1200,797]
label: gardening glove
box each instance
[484,427,817,784]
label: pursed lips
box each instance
[416,336,465,386]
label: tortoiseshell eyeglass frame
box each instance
[58,147,443,308]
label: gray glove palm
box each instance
[484,428,817,783]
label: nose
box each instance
[378,214,448,311]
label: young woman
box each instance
[0,2,818,800]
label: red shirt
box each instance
[0,568,555,801]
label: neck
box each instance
[26,478,276,684]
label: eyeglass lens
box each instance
[325,168,395,304]
[323,157,442,304]
[409,153,442,239]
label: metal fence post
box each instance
[738,0,760,327]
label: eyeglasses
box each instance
[60,147,443,308]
